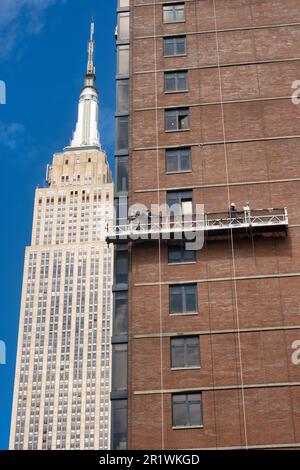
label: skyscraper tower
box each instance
[10,20,114,450]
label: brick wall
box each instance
[127,0,300,449]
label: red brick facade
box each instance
[127,0,300,449]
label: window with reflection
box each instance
[113,291,128,336]
[164,36,186,56]
[119,12,130,41]
[117,80,129,114]
[117,45,130,76]
[163,3,185,23]
[171,336,200,368]
[112,344,128,391]
[116,116,129,152]
[172,393,203,427]
[169,283,197,314]
[112,399,128,450]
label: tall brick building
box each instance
[110,0,300,450]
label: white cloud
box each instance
[0,0,65,61]
[0,121,25,149]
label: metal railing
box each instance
[106,208,288,242]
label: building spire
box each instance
[86,17,96,83]
[68,18,101,150]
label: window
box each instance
[118,12,130,41]
[115,251,129,285]
[168,243,196,264]
[165,108,189,131]
[116,116,129,152]
[112,344,128,391]
[163,3,185,23]
[171,336,200,368]
[117,45,130,76]
[116,156,128,192]
[116,80,129,114]
[167,189,193,215]
[164,36,186,56]
[111,400,127,450]
[172,393,203,427]
[118,0,129,8]
[166,147,191,173]
[113,291,128,336]
[165,71,188,92]
[169,284,197,314]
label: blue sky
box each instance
[0,0,116,449]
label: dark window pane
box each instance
[164,38,175,56]
[112,400,127,450]
[184,249,196,262]
[168,246,182,264]
[189,402,202,426]
[165,71,188,92]
[115,251,128,285]
[116,156,128,192]
[165,108,189,131]
[167,190,193,207]
[169,283,198,314]
[117,80,129,114]
[176,37,186,54]
[165,110,177,130]
[166,150,179,172]
[178,109,189,129]
[185,284,197,312]
[186,337,200,367]
[172,393,202,427]
[172,395,186,427]
[166,148,191,173]
[177,72,188,90]
[167,190,193,216]
[164,36,186,56]
[116,116,128,152]
[188,394,202,426]
[112,344,128,391]
[171,338,185,368]
[114,292,128,336]
[168,244,196,264]
[169,285,183,314]
[165,73,176,91]
[171,336,200,368]
[180,149,191,171]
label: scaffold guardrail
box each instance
[106,207,288,243]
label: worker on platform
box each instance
[228,202,238,220]
[243,201,251,224]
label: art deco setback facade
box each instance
[10,22,114,450]
[110,0,300,450]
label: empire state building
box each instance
[10,20,113,450]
